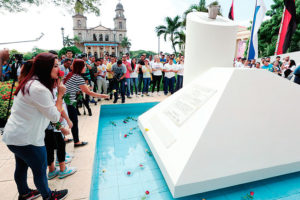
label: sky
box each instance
[0,0,274,54]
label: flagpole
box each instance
[274,7,286,56]
[247,0,258,60]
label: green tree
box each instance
[9,49,21,57]
[155,15,182,55]
[73,35,81,44]
[129,50,157,59]
[64,36,75,47]
[174,31,186,54]
[121,36,132,54]
[0,0,101,15]
[182,0,208,27]
[257,0,300,57]
[58,46,81,58]
[22,47,48,60]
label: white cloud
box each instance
[0,0,271,55]
[0,0,200,54]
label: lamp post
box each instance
[113,30,116,42]
[61,27,65,47]
[158,35,160,55]
[113,30,117,56]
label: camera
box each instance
[77,53,87,59]
[14,54,23,61]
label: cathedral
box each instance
[72,2,127,58]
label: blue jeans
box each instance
[113,78,126,101]
[7,145,51,198]
[164,77,175,95]
[125,78,131,97]
[143,78,151,94]
[176,75,183,91]
[130,78,138,95]
[138,74,143,93]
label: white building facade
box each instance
[72,3,127,58]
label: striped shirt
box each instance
[65,74,85,103]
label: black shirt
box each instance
[138,60,145,74]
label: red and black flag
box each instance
[277,0,297,55]
[228,0,234,20]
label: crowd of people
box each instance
[0,49,185,200]
[1,47,299,200]
[234,56,299,81]
[58,51,185,105]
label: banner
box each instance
[276,0,297,55]
[228,0,234,20]
[248,0,267,60]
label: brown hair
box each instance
[18,60,33,83]
[15,53,56,96]
[64,59,85,84]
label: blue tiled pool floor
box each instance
[90,103,300,200]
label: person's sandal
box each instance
[74,141,88,147]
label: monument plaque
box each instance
[164,85,216,126]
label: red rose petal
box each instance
[250,191,254,196]
[145,190,150,195]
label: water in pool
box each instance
[90,103,300,200]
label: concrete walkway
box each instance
[0,93,167,200]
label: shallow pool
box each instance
[90,102,300,200]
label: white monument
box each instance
[138,12,300,198]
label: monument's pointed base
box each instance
[138,68,300,198]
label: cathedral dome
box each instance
[116,3,124,10]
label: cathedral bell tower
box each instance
[114,2,126,32]
[73,1,87,30]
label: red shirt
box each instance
[123,61,131,78]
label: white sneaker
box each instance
[56,156,72,166]
[157,92,160,96]
[150,93,154,97]
[48,167,59,180]
[58,166,77,179]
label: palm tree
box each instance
[174,31,186,53]
[73,35,81,44]
[182,0,208,27]
[121,36,131,54]
[64,36,74,47]
[155,15,182,55]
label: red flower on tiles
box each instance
[127,171,131,175]
[250,191,254,196]
[124,134,128,138]
[145,191,150,195]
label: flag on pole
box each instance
[276,0,297,55]
[248,0,267,60]
[228,0,234,20]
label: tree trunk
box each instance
[171,34,177,55]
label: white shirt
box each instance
[126,59,131,63]
[3,80,60,146]
[149,60,154,67]
[17,67,21,77]
[235,61,243,68]
[97,64,107,80]
[151,62,163,76]
[164,63,176,78]
[177,64,184,76]
[130,64,138,78]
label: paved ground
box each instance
[0,93,167,200]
